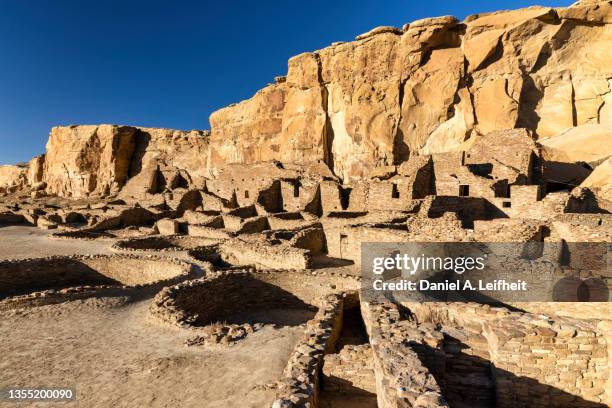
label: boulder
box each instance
[581,157,612,202]
[539,124,612,164]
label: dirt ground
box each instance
[0,226,115,259]
[0,226,310,407]
[0,299,306,407]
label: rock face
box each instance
[43,125,138,198]
[0,165,27,189]
[206,2,611,182]
[581,157,612,202]
[42,125,211,199]
[8,1,612,197]
[539,124,612,163]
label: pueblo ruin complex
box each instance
[0,1,611,407]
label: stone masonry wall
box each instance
[408,302,610,407]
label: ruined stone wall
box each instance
[325,224,410,262]
[509,185,542,216]
[425,196,490,226]
[279,179,320,212]
[0,255,193,309]
[273,294,345,407]
[367,180,418,211]
[408,302,610,407]
[219,238,313,270]
[472,218,544,242]
[551,213,612,241]
[360,301,449,408]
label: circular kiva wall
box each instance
[113,236,220,252]
[0,255,193,302]
[50,230,113,240]
[150,269,360,328]
[186,245,228,268]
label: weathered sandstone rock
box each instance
[156,218,179,236]
[43,125,137,198]
[0,165,27,188]
[581,157,612,201]
[206,1,612,182]
[538,124,612,163]
[10,1,612,197]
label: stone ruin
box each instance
[0,1,611,407]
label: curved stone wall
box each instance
[150,269,360,329]
[50,230,113,240]
[0,254,193,308]
[113,236,220,252]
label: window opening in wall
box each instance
[391,183,400,199]
[494,179,511,198]
[244,190,249,198]
[340,187,352,210]
[293,184,300,197]
[503,201,511,208]
[459,185,469,197]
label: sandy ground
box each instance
[0,226,115,259]
[0,298,307,408]
[0,227,310,407]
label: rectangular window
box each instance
[244,190,249,198]
[459,185,469,197]
[503,201,511,208]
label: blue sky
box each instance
[0,0,572,164]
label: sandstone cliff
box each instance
[0,165,27,189]
[9,1,612,198]
[208,1,612,182]
[41,125,212,199]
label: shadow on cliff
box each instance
[516,75,544,133]
[127,129,152,178]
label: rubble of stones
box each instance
[184,322,263,347]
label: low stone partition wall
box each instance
[186,225,234,239]
[0,255,193,309]
[267,213,318,231]
[272,293,344,407]
[219,239,313,270]
[113,235,220,252]
[222,214,270,234]
[361,301,449,408]
[186,245,228,268]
